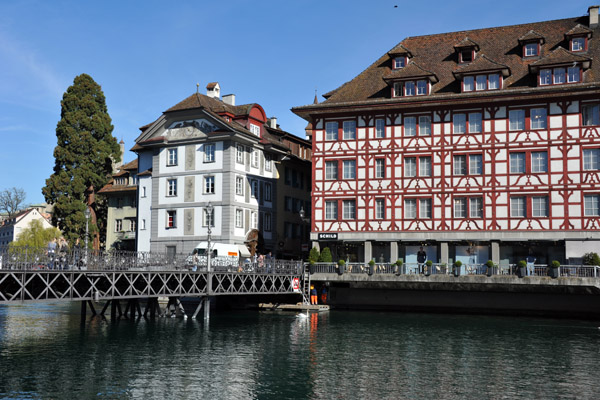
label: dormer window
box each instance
[460,50,474,63]
[394,57,406,69]
[524,43,539,57]
[539,67,580,85]
[462,74,500,92]
[571,37,587,52]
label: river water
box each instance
[0,303,599,399]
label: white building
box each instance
[133,83,307,257]
[0,208,53,246]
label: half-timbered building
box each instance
[293,6,600,266]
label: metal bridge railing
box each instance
[307,262,600,279]
[0,246,302,274]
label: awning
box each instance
[237,244,251,258]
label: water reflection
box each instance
[0,303,599,399]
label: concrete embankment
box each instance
[310,274,600,319]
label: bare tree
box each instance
[0,187,27,219]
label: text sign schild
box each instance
[318,233,338,241]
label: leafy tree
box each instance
[10,219,61,249]
[42,74,120,247]
[308,247,320,263]
[583,252,600,266]
[0,187,27,218]
[319,247,333,262]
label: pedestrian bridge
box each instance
[0,247,304,306]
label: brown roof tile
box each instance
[454,37,479,50]
[383,62,438,82]
[518,30,545,43]
[565,23,593,37]
[388,44,413,57]
[453,54,511,77]
[530,46,591,69]
[303,15,596,106]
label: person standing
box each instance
[310,285,318,305]
[526,253,536,277]
[47,238,57,269]
[417,247,427,274]
[73,238,82,269]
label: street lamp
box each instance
[206,202,213,272]
[299,206,310,224]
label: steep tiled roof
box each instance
[388,44,413,57]
[530,46,591,69]
[565,23,593,37]
[453,54,510,77]
[518,30,545,43]
[454,37,480,49]
[296,15,598,107]
[383,62,438,82]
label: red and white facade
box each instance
[293,7,600,266]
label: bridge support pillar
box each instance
[111,300,117,320]
[203,297,210,320]
[80,300,86,321]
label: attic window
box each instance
[250,124,260,136]
[460,50,474,63]
[571,37,587,52]
[393,57,406,69]
[524,43,539,57]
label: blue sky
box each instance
[0,0,593,204]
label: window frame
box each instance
[470,197,483,218]
[454,197,467,218]
[393,56,406,69]
[375,159,385,179]
[375,118,386,138]
[571,37,586,52]
[583,148,600,170]
[530,108,547,130]
[235,209,243,228]
[510,196,527,218]
[343,120,356,140]
[265,182,272,202]
[532,196,549,217]
[325,121,338,141]
[204,143,215,163]
[167,210,177,228]
[167,148,178,166]
[509,110,525,131]
[342,160,356,180]
[375,198,385,219]
[204,176,215,194]
[524,42,539,57]
[583,104,600,126]
[584,194,600,216]
[342,200,356,220]
[531,151,548,173]
[325,160,338,180]
[404,198,417,219]
[235,176,244,196]
[325,200,338,220]
[251,149,259,168]
[419,198,432,219]
[167,178,177,197]
[236,144,245,164]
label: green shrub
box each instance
[368,259,375,266]
[485,260,494,268]
[395,259,403,266]
[582,252,600,266]
[517,260,527,268]
[337,259,345,266]
[319,247,333,263]
[426,260,433,267]
[551,260,561,268]
[308,247,320,263]
[454,260,462,267]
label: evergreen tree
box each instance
[319,247,333,262]
[308,247,320,263]
[42,74,120,246]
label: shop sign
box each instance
[318,233,338,240]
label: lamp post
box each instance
[206,202,213,273]
[84,208,91,265]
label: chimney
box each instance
[115,138,125,171]
[590,5,599,28]
[269,117,277,129]
[222,94,236,106]
[206,82,220,99]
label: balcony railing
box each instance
[308,262,600,278]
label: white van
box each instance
[186,242,248,268]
